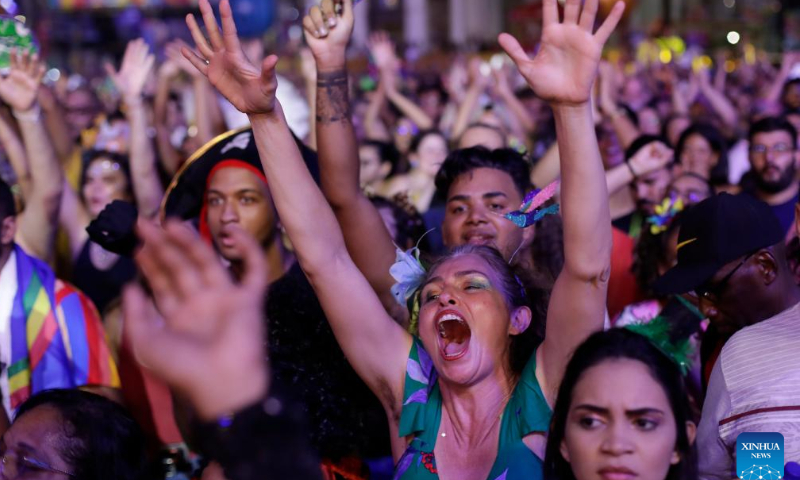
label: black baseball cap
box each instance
[653,193,784,295]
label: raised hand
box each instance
[165,39,205,79]
[123,221,269,420]
[303,0,355,70]
[105,38,155,101]
[368,31,399,73]
[629,141,674,176]
[183,0,278,115]
[0,49,45,113]
[498,0,624,106]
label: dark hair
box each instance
[369,194,430,251]
[661,114,691,145]
[625,134,671,161]
[544,329,697,480]
[675,123,729,186]
[781,78,800,108]
[435,147,532,200]
[620,103,639,127]
[408,129,446,155]
[80,150,133,195]
[417,79,449,105]
[748,116,798,148]
[361,140,401,177]
[0,178,15,222]
[424,244,549,374]
[633,211,685,297]
[15,389,146,480]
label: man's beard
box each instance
[755,162,797,194]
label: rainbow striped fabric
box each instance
[8,245,119,410]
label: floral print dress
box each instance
[393,338,551,480]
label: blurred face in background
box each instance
[359,144,391,187]
[666,173,712,206]
[633,167,673,215]
[82,157,131,219]
[394,117,418,155]
[638,107,662,136]
[679,134,719,179]
[64,88,102,141]
[410,132,449,178]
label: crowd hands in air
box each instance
[0,0,799,478]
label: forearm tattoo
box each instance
[316,70,352,124]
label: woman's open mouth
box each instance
[435,309,471,361]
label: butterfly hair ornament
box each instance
[503,180,560,228]
[646,195,684,235]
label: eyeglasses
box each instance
[694,253,753,304]
[0,451,76,478]
[749,143,795,156]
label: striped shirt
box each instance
[698,301,800,479]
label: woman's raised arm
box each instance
[182,0,411,411]
[501,0,623,404]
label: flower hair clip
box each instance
[503,180,560,228]
[646,195,684,235]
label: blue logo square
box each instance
[736,432,784,479]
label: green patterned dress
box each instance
[393,338,552,480]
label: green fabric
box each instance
[394,338,551,479]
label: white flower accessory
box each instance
[390,246,426,307]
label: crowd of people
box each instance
[0,0,800,478]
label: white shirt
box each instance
[0,251,17,418]
[698,301,800,479]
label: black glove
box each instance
[86,200,140,257]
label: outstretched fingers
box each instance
[593,1,625,45]
[542,0,559,27]
[186,13,214,60]
[218,0,243,55]
[579,0,600,32]
[122,283,198,384]
[563,0,581,24]
[181,46,209,76]
[498,33,530,69]
[198,0,225,51]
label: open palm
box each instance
[0,50,45,112]
[105,39,154,100]
[183,0,278,115]
[124,221,269,420]
[499,0,624,106]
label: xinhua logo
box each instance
[736,432,784,479]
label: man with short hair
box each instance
[654,193,800,479]
[742,116,800,234]
[0,178,119,419]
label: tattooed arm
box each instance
[304,0,407,322]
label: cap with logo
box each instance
[653,193,784,295]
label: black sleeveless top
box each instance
[72,240,137,315]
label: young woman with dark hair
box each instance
[544,329,697,480]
